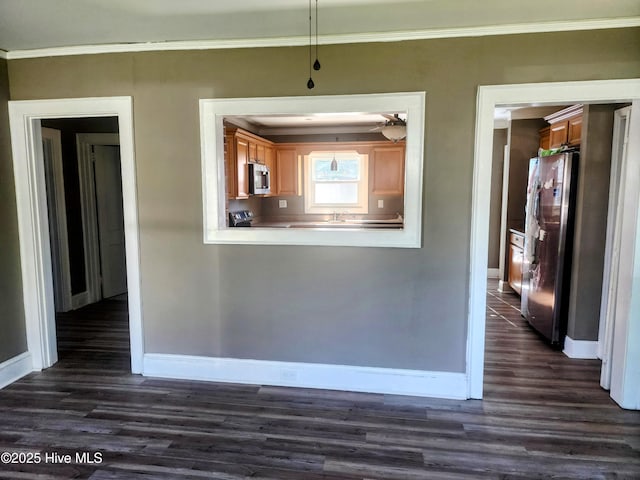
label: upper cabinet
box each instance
[224,127,405,200]
[225,127,275,199]
[371,146,405,195]
[540,104,583,149]
[275,148,299,196]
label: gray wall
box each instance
[488,128,507,269]
[6,28,640,373]
[0,58,27,363]
[567,105,616,341]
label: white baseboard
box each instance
[563,336,599,359]
[497,280,513,293]
[72,291,90,310]
[487,268,500,279]
[0,352,34,389]
[143,353,468,400]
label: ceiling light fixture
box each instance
[381,115,407,142]
[330,138,338,170]
[307,0,320,89]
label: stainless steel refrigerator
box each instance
[521,151,579,347]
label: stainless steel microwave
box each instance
[248,163,271,195]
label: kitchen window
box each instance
[304,151,368,214]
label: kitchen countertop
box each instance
[252,220,404,229]
[249,214,404,229]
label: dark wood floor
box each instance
[0,287,639,479]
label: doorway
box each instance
[468,80,640,409]
[7,97,143,374]
[41,119,125,312]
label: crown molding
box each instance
[0,50,8,60]
[5,16,640,60]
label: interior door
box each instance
[41,127,73,312]
[93,145,127,298]
[600,106,631,390]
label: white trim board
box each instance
[0,352,34,389]
[469,79,640,410]
[5,17,640,60]
[8,97,144,374]
[563,337,599,360]
[487,268,500,279]
[143,354,468,400]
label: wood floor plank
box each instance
[0,290,638,479]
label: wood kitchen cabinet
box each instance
[276,148,299,196]
[371,146,405,195]
[539,126,550,150]
[225,127,274,199]
[248,142,265,164]
[540,104,583,150]
[508,230,525,295]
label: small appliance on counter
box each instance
[228,210,254,227]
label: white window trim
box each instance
[304,151,369,214]
[200,92,425,248]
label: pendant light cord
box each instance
[309,0,312,77]
[315,0,319,65]
[307,0,320,88]
[307,0,314,89]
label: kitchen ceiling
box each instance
[0,0,638,54]
[226,113,404,134]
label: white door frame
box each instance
[76,133,121,305]
[469,79,640,409]
[599,106,631,389]
[8,97,143,374]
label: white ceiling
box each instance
[0,0,638,53]
[225,112,405,135]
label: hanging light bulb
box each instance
[330,137,338,171]
[330,154,338,171]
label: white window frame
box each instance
[304,151,369,214]
[200,92,425,248]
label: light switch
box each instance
[378,199,384,208]
[279,199,287,208]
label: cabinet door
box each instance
[276,148,298,196]
[248,142,258,163]
[508,243,523,295]
[224,134,237,198]
[371,146,405,195]
[549,121,568,149]
[235,137,250,198]
[264,145,276,196]
[539,126,551,150]
[567,115,582,146]
[256,144,265,164]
